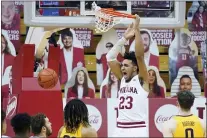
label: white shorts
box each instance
[112,127,148,137]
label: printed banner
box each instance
[187,1,207,49]
[149,98,206,137]
[14,1,24,12]
[1,1,21,52]
[62,98,207,137]
[201,40,207,97]
[115,28,130,46]
[37,1,80,16]
[74,28,93,48]
[150,29,175,47]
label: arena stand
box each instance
[18,16,204,97]
[2,1,206,137]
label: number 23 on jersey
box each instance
[119,96,133,109]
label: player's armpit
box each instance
[108,61,123,80]
[82,127,98,138]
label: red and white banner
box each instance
[63,98,206,137]
[1,1,21,52]
[74,28,93,48]
[115,28,175,47]
[116,28,130,46]
[150,29,175,47]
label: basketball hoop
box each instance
[92,2,136,33]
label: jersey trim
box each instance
[117,121,146,128]
[176,114,193,117]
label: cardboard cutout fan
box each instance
[64,66,95,99]
[171,66,201,97]
[96,28,125,85]
[147,66,166,95]
[129,29,159,68]
[2,29,16,56]
[100,68,120,98]
[168,28,199,84]
[2,30,16,87]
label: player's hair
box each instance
[124,51,138,67]
[72,70,89,97]
[1,110,6,132]
[180,75,191,82]
[64,99,90,133]
[11,113,31,135]
[177,91,195,111]
[60,28,73,39]
[31,113,46,135]
[1,34,10,54]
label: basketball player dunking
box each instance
[106,15,149,137]
[162,91,206,138]
[58,99,97,138]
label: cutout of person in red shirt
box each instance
[65,67,95,99]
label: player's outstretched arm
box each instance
[82,127,98,138]
[134,15,148,82]
[106,23,135,80]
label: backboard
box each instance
[24,1,186,30]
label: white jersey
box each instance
[117,75,148,128]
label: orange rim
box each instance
[100,9,136,19]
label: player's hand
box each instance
[134,14,140,30]
[124,23,135,40]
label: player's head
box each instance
[105,42,113,51]
[31,113,52,137]
[179,75,192,91]
[121,52,138,81]
[176,91,195,111]
[11,113,31,138]
[61,28,73,48]
[141,30,151,52]
[1,1,15,25]
[1,34,10,54]
[180,33,191,47]
[64,99,90,133]
[1,110,7,134]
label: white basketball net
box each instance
[92,2,123,33]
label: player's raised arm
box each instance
[106,23,135,80]
[134,15,148,82]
